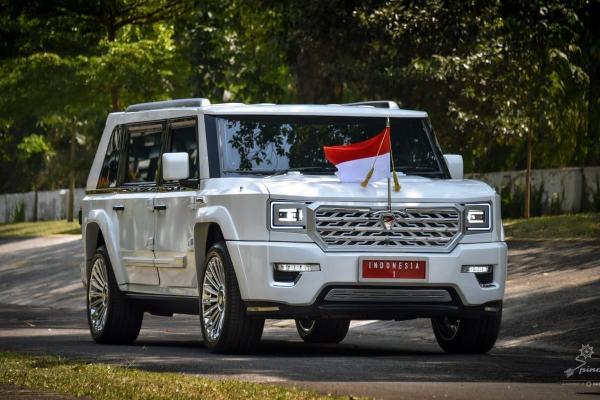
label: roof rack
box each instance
[342,100,400,109]
[125,98,211,112]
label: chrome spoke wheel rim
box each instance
[437,317,460,341]
[202,255,226,342]
[298,319,315,333]
[88,257,109,334]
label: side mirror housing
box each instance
[162,152,189,181]
[443,154,463,180]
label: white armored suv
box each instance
[81,98,506,353]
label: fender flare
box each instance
[194,205,239,241]
[84,209,127,286]
[194,206,251,298]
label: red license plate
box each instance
[361,259,426,279]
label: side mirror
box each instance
[162,152,189,181]
[443,154,463,180]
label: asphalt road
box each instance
[1,236,599,400]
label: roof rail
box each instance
[342,100,400,109]
[125,98,211,112]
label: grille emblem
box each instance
[372,210,409,231]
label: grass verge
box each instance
[503,212,600,239]
[0,220,80,238]
[0,352,354,400]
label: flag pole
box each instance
[388,117,401,192]
[386,117,392,210]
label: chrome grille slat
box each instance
[316,217,459,224]
[312,205,461,251]
[318,225,459,233]
[324,288,452,303]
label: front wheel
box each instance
[431,304,502,354]
[295,319,350,344]
[199,242,264,353]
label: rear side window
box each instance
[124,123,163,184]
[169,120,198,180]
[97,125,124,189]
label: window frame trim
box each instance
[161,117,200,188]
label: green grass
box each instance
[0,352,355,400]
[0,220,80,238]
[503,212,600,239]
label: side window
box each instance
[169,120,199,180]
[124,123,163,184]
[97,125,124,189]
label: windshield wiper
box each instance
[222,169,278,175]
[397,166,439,172]
[272,167,337,176]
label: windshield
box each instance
[209,115,447,178]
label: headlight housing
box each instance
[464,203,492,232]
[270,201,307,230]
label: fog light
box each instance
[274,263,320,272]
[461,265,492,274]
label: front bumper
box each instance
[226,241,507,311]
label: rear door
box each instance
[115,121,165,286]
[154,118,200,292]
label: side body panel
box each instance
[115,194,159,285]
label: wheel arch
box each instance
[193,221,249,299]
[83,210,127,286]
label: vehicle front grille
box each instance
[312,205,461,252]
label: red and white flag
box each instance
[323,126,391,183]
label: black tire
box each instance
[431,304,502,354]
[86,246,143,344]
[295,319,350,344]
[199,242,264,353]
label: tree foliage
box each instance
[0,0,597,193]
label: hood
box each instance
[260,174,496,203]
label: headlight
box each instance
[464,203,492,232]
[270,202,307,229]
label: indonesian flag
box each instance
[323,126,391,183]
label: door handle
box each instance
[154,204,167,211]
[112,205,125,211]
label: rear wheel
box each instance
[200,242,264,353]
[87,246,143,344]
[431,304,502,354]
[295,319,350,344]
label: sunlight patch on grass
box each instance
[503,213,600,239]
[0,220,80,238]
[0,352,357,400]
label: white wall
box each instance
[0,189,86,223]
[467,166,600,214]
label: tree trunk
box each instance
[110,85,120,112]
[587,62,600,165]
[107,24,120,112]
[524,123,533,219]
[67,128,76,222]
[33,188,38,222]
[294,44,342,104]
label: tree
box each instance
[16,134,54,221]
[0,0,197,198]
